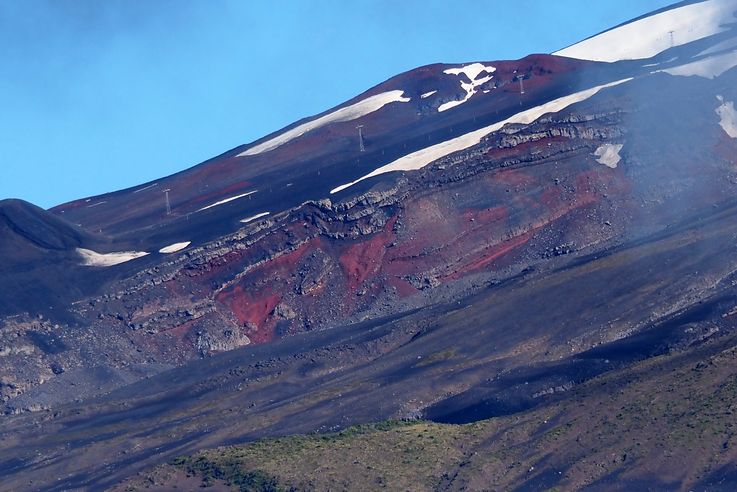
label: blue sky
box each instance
[1,0,675,208]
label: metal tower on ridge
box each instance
[163,189,171,215]
[356,125,365,152]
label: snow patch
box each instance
[77,248,149,267]
[660,49,737,79]
[197,191,258,212]
[438,63,496,112]
[554,0,737,62]
[716,97,737,138]
[240,212,270,223]
[594,144,624,168]
[159,241,191,254]
[420,90,437,99]
[237,90,411,156]
[444,63,496,82]
[133,183,158,194]
[699,36,737,57]
[331,78,632,194]
[642,57,677,68]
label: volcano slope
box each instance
[5,194,737,491]
[3,0,737,490]
[119,331,737,491]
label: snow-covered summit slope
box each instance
[330,77,631,194]
[236,90,411,156]
[46,1,737,244]
[438,63,496,112]
[554,0,737,62]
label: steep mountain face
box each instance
[3,0,737,489]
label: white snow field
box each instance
[331,78,631,194]
[698,36,737,57]
[661,49,737,79]
[438,63,496,112]
[237,90,411,157]
[240,212,270,223]
[159,242,192,254]
[554,0,737,62]
[716,96,737,137]
[594,144,624,168]
[421,90,437,99]
[197,191,258,212]
[133,183,158,194]
[77,248,149,267]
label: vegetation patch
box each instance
[120,338,737,491]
